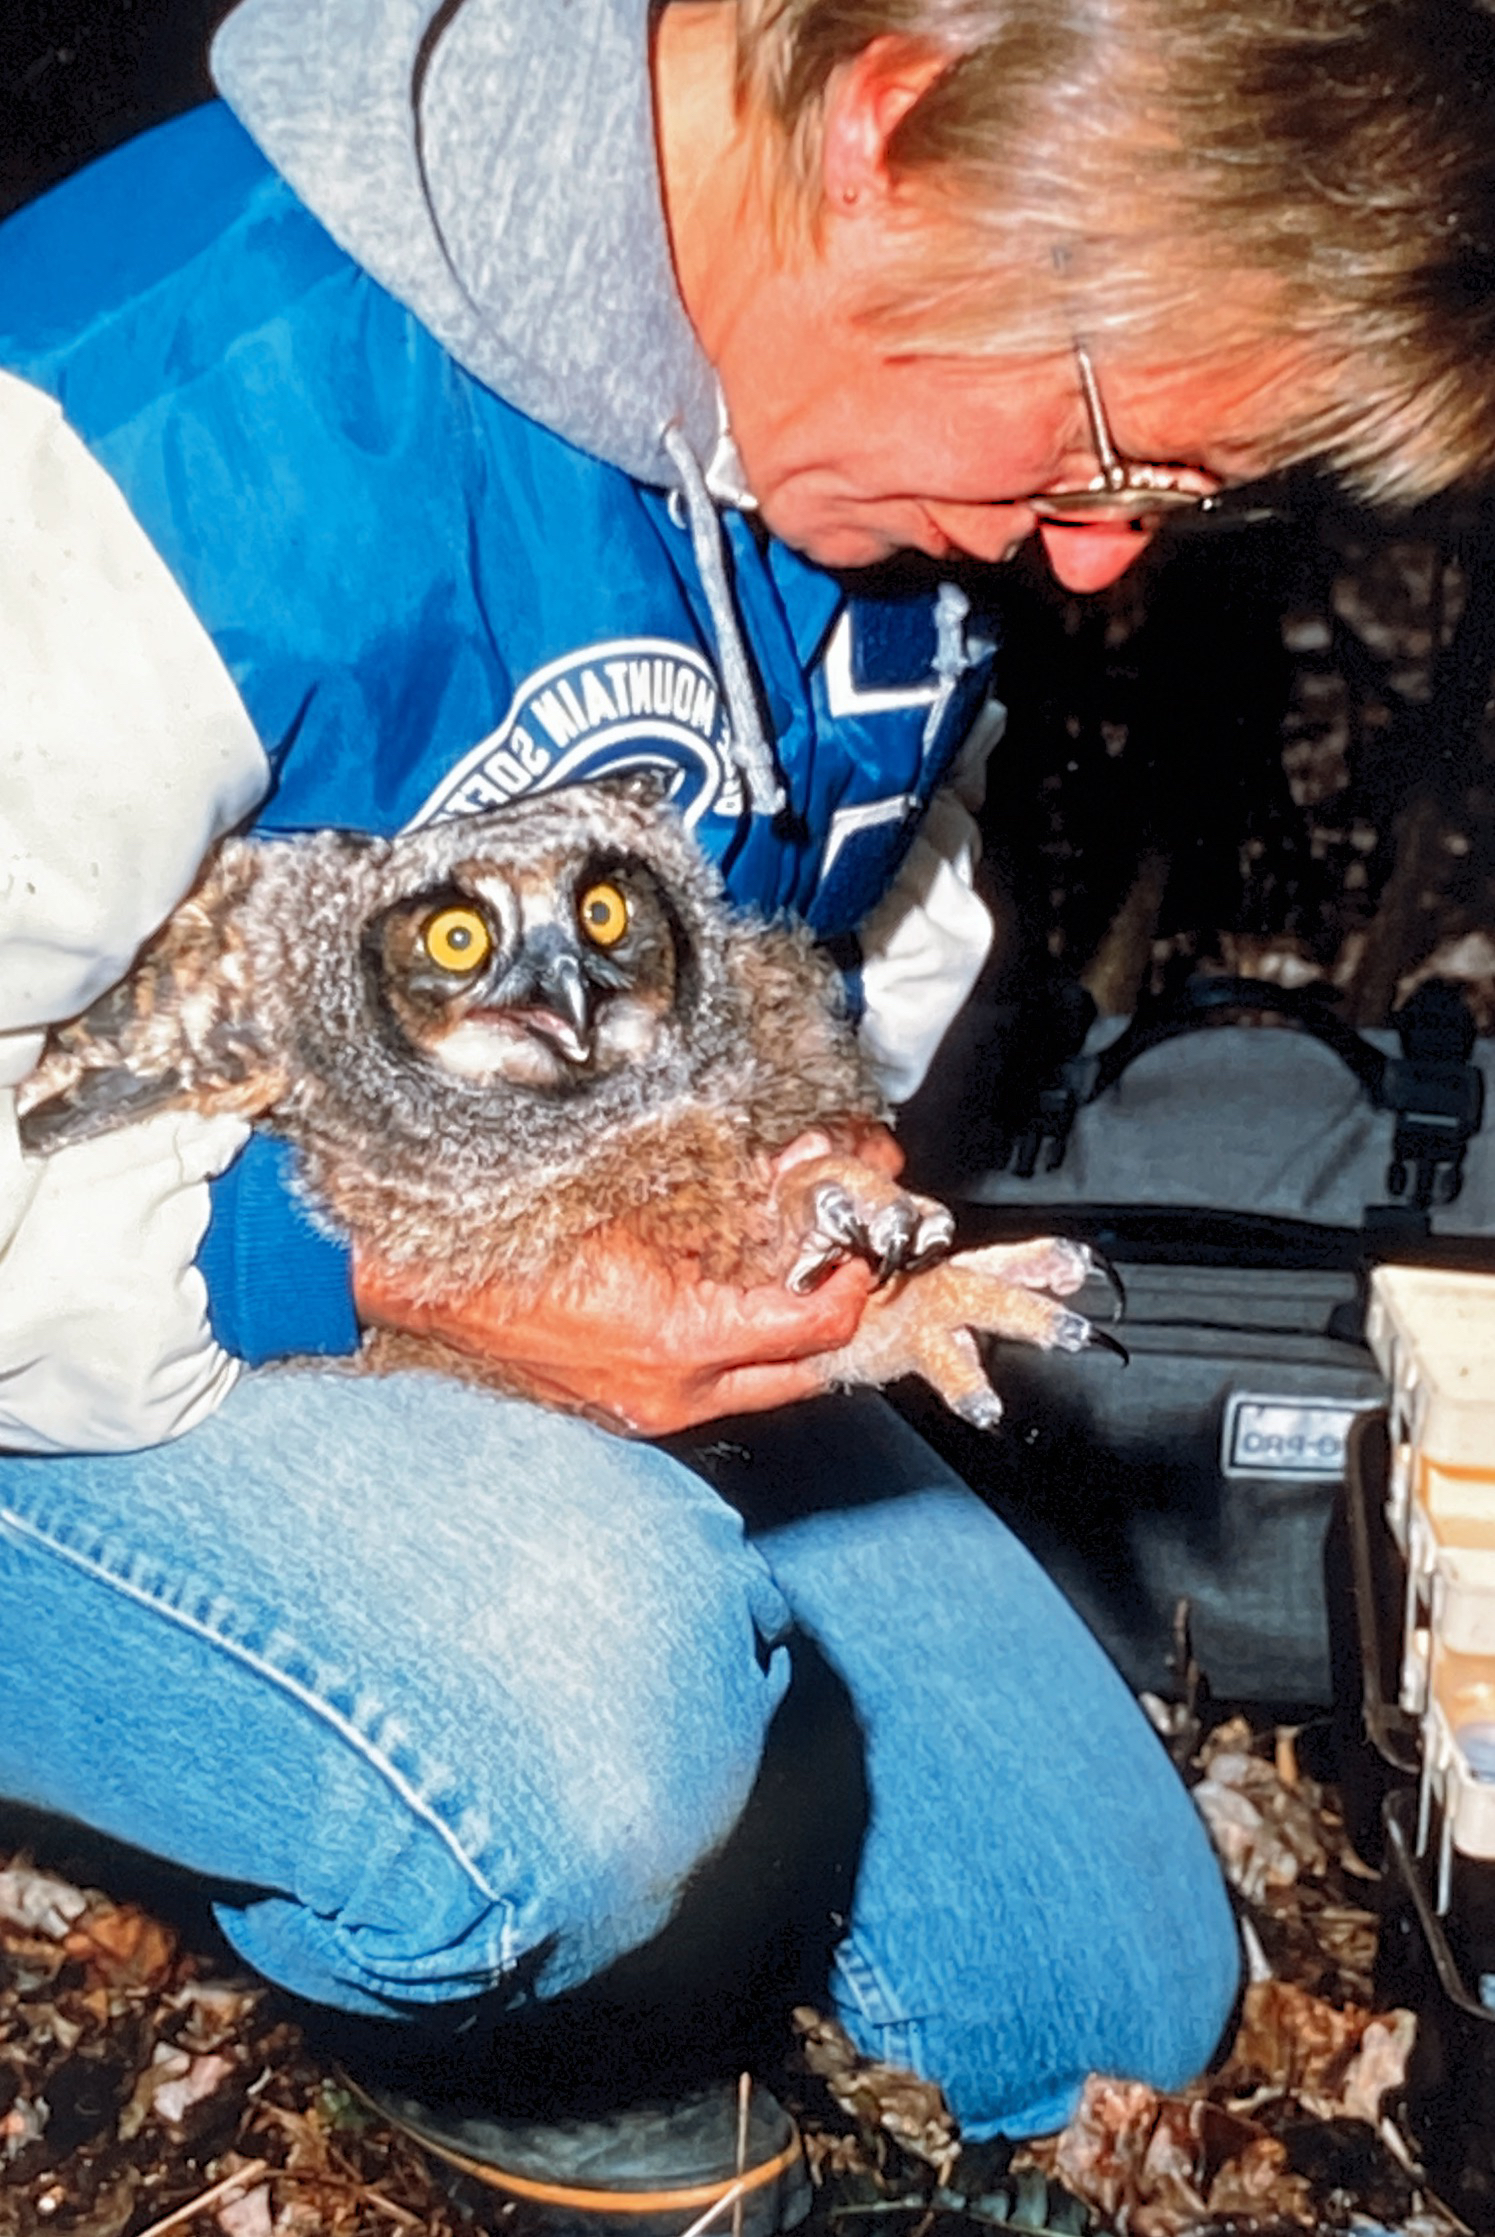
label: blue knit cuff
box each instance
[200,1133,361,1366]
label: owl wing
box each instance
[15,840,288,1153]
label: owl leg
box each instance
[859,1320,1006,1430]
[821,1248,1126,1428]
[778,1154,955,1293]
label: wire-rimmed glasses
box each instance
[1029,344,1285,532]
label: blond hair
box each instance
[734,0,1495,502]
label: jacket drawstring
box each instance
[662,422,785,818]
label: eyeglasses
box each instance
[1027,344,1284,532]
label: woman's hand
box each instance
[353,1237,877,1436]
[772,1120,904,1182]
[351,1234,881,1440]
[353,1126,905,1435]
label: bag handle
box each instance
[1001,975,1483,1213]
[1079,977,1386,1104]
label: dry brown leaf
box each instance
[120,2045,194,2142]
[791,2006,960,2177]
[169,1980,264,2052]
[1220,1978,1415,2121]
[1045,2074,1324,2237]
[1193,1778,1306,1902]
[64,1902,178,1991]
[1192,1738,1330,1906]
[1205,2132,1315,2221]
[1222,1979,1360,2093]
[152,2049,237,2127]
[269,2203,332,2237]
[216,2180,275,2237]
[0,1859,91,1939]
[1135,2098,1210,2224]
[1339,2009,1418,2129]
[0,2097,46,2161]
[1051,2076,1167,2220]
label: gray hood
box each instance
[212,0,787,815]
[211,0,720,487]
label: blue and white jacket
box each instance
[0,0,1003,1453]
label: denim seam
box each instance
[834,1930,922,2072]
[0,1503,510,1916]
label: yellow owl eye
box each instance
[422,905,492,973]
[578,882,630,947]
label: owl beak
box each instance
[535,947,594,1063]
[487,934,595,1064]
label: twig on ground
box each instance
[132,2155,271,2237]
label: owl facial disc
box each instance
[368,857,681,1091]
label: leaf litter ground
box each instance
[0,1706,1469,2237]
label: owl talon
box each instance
[1046,1307,1096,1355]
[784,1183,863,1292]
[1042,1311,1129,1363]
[905,1206,956,1275]
[1089,1247,1127,1322]
[811,1183,867,1251]
[953,1387,1005,1432]
[868,1199,921,1284]
[786,1244,846,1294]
[790,1178,949,1289]
[1086,1323,1131,1365]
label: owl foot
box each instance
[953,1234,1094,1301]
[779,1155,955,1294]
[816,1235,1127,1427]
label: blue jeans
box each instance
[0,1374,1238,2138]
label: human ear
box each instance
[820,36,952,210]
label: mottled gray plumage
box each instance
[19,784,878,1294]
[18,784,1113,1425]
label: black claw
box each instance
[1085,1325,1130,1366]
[810,1186,954,1288]
[1090,1248,1127,1323]
[903,1242,951,1278]
[790,1254,841,1294]
[813,1190,864,1252]
[874,1205,921,1284]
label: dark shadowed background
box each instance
[1,0,235,214]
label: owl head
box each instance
[19,778,817,1157]
[257,780,759,1145]
[353,793,701,1094]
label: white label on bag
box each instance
[1222,1393,1377,1481]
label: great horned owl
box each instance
[16,783,1115,1427]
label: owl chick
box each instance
[16,783,1114,1429]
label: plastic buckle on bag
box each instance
[1003,1074,1084,1177]
[1382,1065,1483,1209]
[991,986,1096,1176]
[1379,982,1485,1211]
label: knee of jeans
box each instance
[832,1795,1241,2144]
[219,1508,795,2015]
[841,1881,1240,2147]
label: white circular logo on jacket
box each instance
[406,638,743,830]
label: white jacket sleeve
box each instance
[0,374,270,1451]
[856,697,1005,1105]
